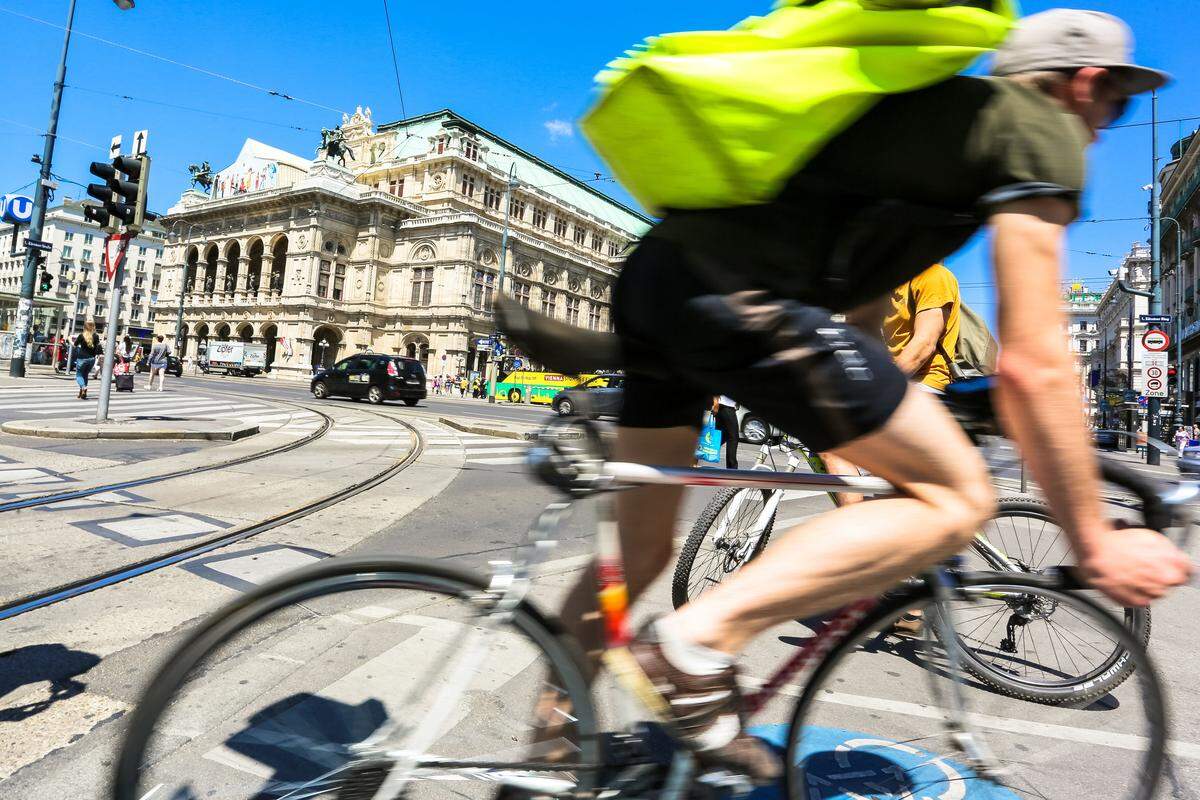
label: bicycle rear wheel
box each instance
[672,487,775,608]
[783,572,1165,800]
[112,557,599,800]
[960,496,1150,703]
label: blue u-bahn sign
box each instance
[1,194,33,225]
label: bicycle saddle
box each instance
[495,294,625,375]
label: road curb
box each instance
[0,417,260,441]
[438,416,538,441]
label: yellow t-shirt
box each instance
[883,264,961,391]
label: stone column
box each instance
[214,258,229,296]
[236,256,251,293]
[262,254,277,295]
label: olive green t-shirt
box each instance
[651,76,1091,310]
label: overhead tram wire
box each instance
[66,85,320,134]
[0,5,348,117]
[381,0,408,123]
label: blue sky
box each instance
[1,1,1196,322]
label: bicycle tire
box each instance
[958,496,1150,704]
[671,487,776,609]
[111,556,600,800]
[784,571,1166,800]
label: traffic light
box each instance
[83,154,153,232]
[34,251,52,293]
[38,271,52,293]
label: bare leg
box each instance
[671,387,995,655]
[557,426,698,666]
[815,451,866,507]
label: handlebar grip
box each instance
[1098,458,1173,532]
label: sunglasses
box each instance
[1103,92,1133,129]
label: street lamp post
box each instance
[316,338,329,372]
[167,220,197,357]
[9,0,133,378]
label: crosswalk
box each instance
[0,385,320,434]
[409,418,532,468]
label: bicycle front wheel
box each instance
[672,487,776,608]
[112,557,599,800]
[783,572,1165,800]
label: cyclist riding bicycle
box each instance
[511,8,1193,783]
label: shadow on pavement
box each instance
[0,642,101,722]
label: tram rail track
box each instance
[0,402,424,622]
[0,392,335,513]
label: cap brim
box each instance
[1109,65,1171,95]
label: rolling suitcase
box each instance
[115,372,135,392]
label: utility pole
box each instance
[486,162,517,405]
[1147,90,1163,464]
[10,0,77,377]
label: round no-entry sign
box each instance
[1142,329,1171,352]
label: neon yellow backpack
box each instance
[581,0,1019,215]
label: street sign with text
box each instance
[25,239,51,252]
[1140,314,1172,324]
[1143,351,1169,398]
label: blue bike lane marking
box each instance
[747,724,1021,800]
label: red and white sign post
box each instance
[1141,329,1171,400]
[95,233,134,422]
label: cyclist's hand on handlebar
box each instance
[1079,528,1192,607]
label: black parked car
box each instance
[551,374,625,418]
[135,355,184,378]
[311,354,427,405]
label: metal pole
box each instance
[1128,295,1136,450]
[95,237,127,423]
[171,222,195,355]
[64,278,78,374]
[487,162,517,405]
[11,0,77,378]
[1147,90,1162,464]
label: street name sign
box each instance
[1140,314,1172,324]
[1143,351,1169,398]
[1142,329,1170,352]
[25,239,52,252]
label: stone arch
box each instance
[402,334,431,368]
[311,325,343,371]
[194,322,210,359]
[215,322,231,341]
[237,322,254,343]
[203,244,219,293]
[246,238,265,293]
[223,240,241,292]
[184,246,199,293]
[261,322,278,371]
[269,235,288,292]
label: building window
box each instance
[607,240,621,257]
[137,259,146,271]
[554,216,568,237]
[332,264,346,300]
[513,281,531,307]
[541,291,557,318]
[532,207,547,229]
[484,184,502,210]
[135,276,145,288]
[588,304,602,330]
[460,172,477,198]
[591,232,604,252]
[62,246,72,259]
[436,136,448,154]
[508,197,526,221]
[132,294,143,305]
[389,178,404,196]
[463,139,480,161]
[139,246,147,255]
[94,304,104,316]
[82,249,92,263]
[64,231,74,241]
[411,266,434,306]
[573,225,587,245]
[84,233,94,244]
[566,296,581,325]
[473,269,495,311]
[318,260,331,297]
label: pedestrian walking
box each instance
[72,321,101,400]
[713,396,741,469]
[146,335,171,392]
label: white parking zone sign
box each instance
[1143,352,1169,398]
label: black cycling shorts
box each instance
[614,237,909,453]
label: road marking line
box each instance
[469,456,527,465]
[800,689,1200,760]
[464,446,527,455]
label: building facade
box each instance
[1062,283,1101,421]
[0,201,165,352]
[1159,128,1200,424]
[1090,243,1151,430]
[152,108,651,381]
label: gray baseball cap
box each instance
[991,9,1169,95]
